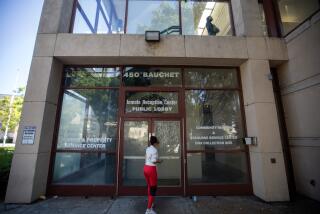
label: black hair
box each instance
[150,136,159,145]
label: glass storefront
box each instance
[50,66,250,196]
[71,0,234,36]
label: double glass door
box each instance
[119,118,183,195]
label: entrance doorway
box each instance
[118,118,183,195]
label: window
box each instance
[72,0,126,34]
[276,0,320,35]
[72,0,234,36]
[181,0,233,36]
[184,68,249,184]
[65,67,121,87]
[185,90,244,151]
[126,0,180,34]
[52,67,120,185]
[123,67,182,87]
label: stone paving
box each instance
[1,196,319,214]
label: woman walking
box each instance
[144,136,162,214]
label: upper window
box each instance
[72,0,126,34]
[276,0,320,35]
[72,0,234,36]
[181,0,233,36]
[126,0,180,34]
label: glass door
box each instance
[118,118,183,195]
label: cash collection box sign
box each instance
[22,126,36,145]
[189,125,238,146]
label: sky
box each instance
[0,0,44,95]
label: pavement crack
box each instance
[103,199,115,214]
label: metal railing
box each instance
[160,26,181,35]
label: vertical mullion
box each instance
[124,0,129,34]
[179,0,182,35]
[94,0,100,33]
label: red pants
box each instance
[143,165,157,209]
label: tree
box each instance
[0,87,25,133]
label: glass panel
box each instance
[57,89,119,151]
[182,1,233,36]
[127,0,180,34]
[258,2,268,36]
[123,121,149,186]
[125,92,179,114]
[185,90,244,150]
[277,0,320,35]
[123,67,182,87]
[184,68,238,88]
[73,0,98,33]
[65,67,121,87]
[154,121,181,186]
[187,152,248,184]
[53,152,116,184]
[73,0,126,34]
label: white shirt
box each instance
[145,145,158,166]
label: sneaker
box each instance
[145,209,157,214]
[149,209,157,214]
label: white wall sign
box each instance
[22,126,36,145]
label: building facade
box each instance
[5,0,320,203]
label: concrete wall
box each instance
[277,11,320,201]
[6,0,291,203]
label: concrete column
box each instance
[240,60,290,201]
[5,57,63,203]
[5,0,71,203]
[231,0,264,36]
[38,0,74,34]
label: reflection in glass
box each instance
[258,2,268,36]
[154,121,181,185]
[123,67,182,87]
[125,92,179,114]
[127,0,180,34]
[182,1,233,36]
[277,0,320,35]
[57,89,119,151]
[53,153,115,184]
[123,121,148,186]
[65,67,121,87]
[185,90,244,150]
[184,68,238,88]
[73,0,126,34]
[187,152,248,184]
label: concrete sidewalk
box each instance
[1,196,320,214]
